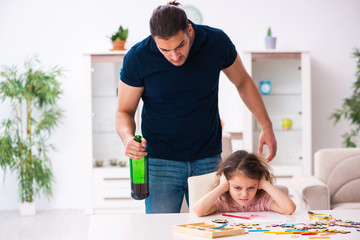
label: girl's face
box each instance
[228,171,259,207]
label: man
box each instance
[115,1,277,213]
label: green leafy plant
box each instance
[267,27,272,37]
[330,48,360,147]
[0,57,64,203]
[110,25,129,41]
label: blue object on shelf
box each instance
[259,80,271,95]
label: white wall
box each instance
[0,0,359,210]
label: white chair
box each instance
[188,172,217,213]
[180,132,235,213]
[221,131,233,161]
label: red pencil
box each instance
[222,213,251,220]
[301,233,317,235]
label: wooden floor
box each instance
[0,210,89,240]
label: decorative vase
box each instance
[20,201,36,216]
[265,37,277,49]
[111,40,126,51]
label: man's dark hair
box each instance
[149,1,189,39]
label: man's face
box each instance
[154,26,193,66]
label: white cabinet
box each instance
[242,51,312,177]
[84,52,144,214]
[92,168,144,213]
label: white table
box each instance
[87,210,360,240]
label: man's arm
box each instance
[115,80,147,160]
[222,54,277,161]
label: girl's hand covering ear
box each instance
[258,176,268,190]
[219,173,229,191]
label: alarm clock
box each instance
[183,5,202,24]
[259,81,271,95]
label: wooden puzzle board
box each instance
[172,222,246,238]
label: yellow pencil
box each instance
[309,237,330,239]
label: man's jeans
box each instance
[145,154,221,213]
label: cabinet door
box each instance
[92,58,124,164]
[91,54,142,167]
[88,54,145,214]
[243,52,311,175]
[253,58,303,166]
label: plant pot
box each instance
[111,40,126,51]
[265,37,277,49]
[20,201,36,216]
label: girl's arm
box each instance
[193,174,229,217]
[259,177,296,215]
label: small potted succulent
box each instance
[265,27,277,49]
[110,25,129,51]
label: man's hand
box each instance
[258,127,277,162]
[125,136,147,160]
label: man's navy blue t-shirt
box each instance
[120,22,237,161]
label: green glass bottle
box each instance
[129,135,149,200]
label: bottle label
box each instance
[130,157,148,184]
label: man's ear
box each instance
[188,23,193,34]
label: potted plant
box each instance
[110,25,129,51]
[265,27,277,49]
[330,48,360,147]
[0,56,64,215]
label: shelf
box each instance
[253,128,301,132]
[92,131,118,134]
[93,165,129,170]
[250,52,301,61]
[261,93,301,97]
[274,128,301,132]
[92,95,117,98]
[90,53,127,62]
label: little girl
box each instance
[193,150,296,217]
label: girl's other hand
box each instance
[219,173,229,191]
[258,176,268,190]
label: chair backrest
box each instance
[314,148,360,205]
[221,131,233,161]
[188,172,217,213]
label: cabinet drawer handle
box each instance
[103,178,129,181]
[104,197,131,200]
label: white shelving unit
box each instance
[242,51,312,206]
[84,52,144,214]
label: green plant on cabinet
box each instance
[0,57,64,203]
[111,25,129,41]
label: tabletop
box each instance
[87,210,360,240]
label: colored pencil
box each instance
[309,237,330,239]
[222,213,251,220]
